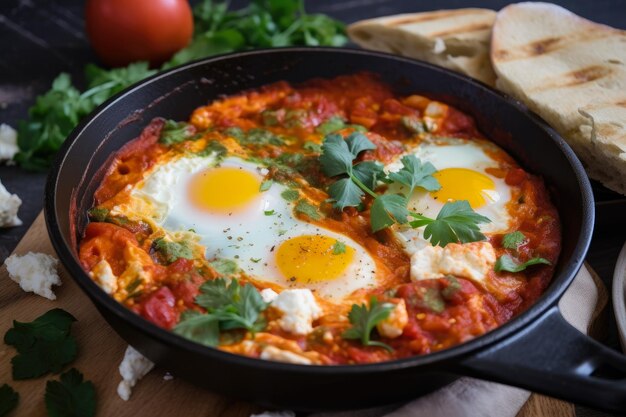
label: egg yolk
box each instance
[431,168,497,208]
[276,235,355,284]
[189,167,260,212]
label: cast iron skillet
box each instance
[45,48,626,412]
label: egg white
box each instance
[121,154,377,300]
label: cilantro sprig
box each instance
[342,297,395,351]
[174,279,268,346]
[4,309,78,380]
[45,368,96,417]
[319,133,490,246]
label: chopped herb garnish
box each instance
[303,141,322,153]
[260,179,273,192]
[45,368,96,417]
[174,279,268,346]
[495,255,551,273]
[239,128,284,146]
[4,309,78,380]
[316,115,346,135]
[261,109,280,126]
[223,126,245,141]
[502,231,527,250]
[250,258,261,263]
[125,278,142,294]
[295,199,321,220]
[342,297,394,351]
[197,140,227,158]
[420,288,445,313]
[281,189,300,202]
[401,116,426,134]
[0,384,18,417]
[332,240,346,255]
[264,209,275,216]
[209,258,239,276]
[441,276,461,299]
[87,207,108,222]
[153,238,193,264]
[159,120,195,145]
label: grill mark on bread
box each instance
[430,22,492,37]
[387,10,491,27]
[493,30,619,62]
[531,65,614,91]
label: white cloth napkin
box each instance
[254,266,600,417]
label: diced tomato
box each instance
[141,287,178,329]
[79,222,138,275]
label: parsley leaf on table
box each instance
[495,255,551,273]
[502,231,527,250]
[342,297,395,351]
[45,368,96,417]
[15,0,347,170]
[175,279,269,346]
[4,309,78,380]
[0,384,19,417]
[409,201,491,247]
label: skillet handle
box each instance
[458,306,626,413]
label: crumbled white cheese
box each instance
[260,346,312,365]
[117,345,154,401]
[0,124,18,163]
[271,289,322,335]
[90,260,117,294]
[0,180,22,227]
[4,252,60,300]
[251,411,295,417]
[260,288,278,303]
[376,299,408,339]
[432,37,446,54]
[163,372,174,381]
[410,242,496,285]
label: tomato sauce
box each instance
[79,73,561,365]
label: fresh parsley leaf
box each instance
[260,179,274,192]
[502,231,527,250]
[371,194,410,232]
[319,134,356,176]
[387,155,440,194]
[410,201,491,247]
[342,297,394,351]
[87,207,108,222]
[345,132,377,157]
[209,259,239,276]
[495,255,551,273]
[153,238,193,264]
[83,62,157,106]
[45,368,96,417]
[173,310,220,347]
[352,161,385,190]
[295,199,321,220]
[0,384,18,417]
[327,178,363,210]
[281,189,300,202]
[316,116,346,135]
[159,120,194,145]
[4,309,78,380]
[332,240,346,255]
[193,279,268,334]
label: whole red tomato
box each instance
[85,0,194,67]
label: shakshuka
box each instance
[79,73,560,365]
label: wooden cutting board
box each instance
[0,213,579,416]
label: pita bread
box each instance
[348,9,497,85]
[491,2,626,194]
